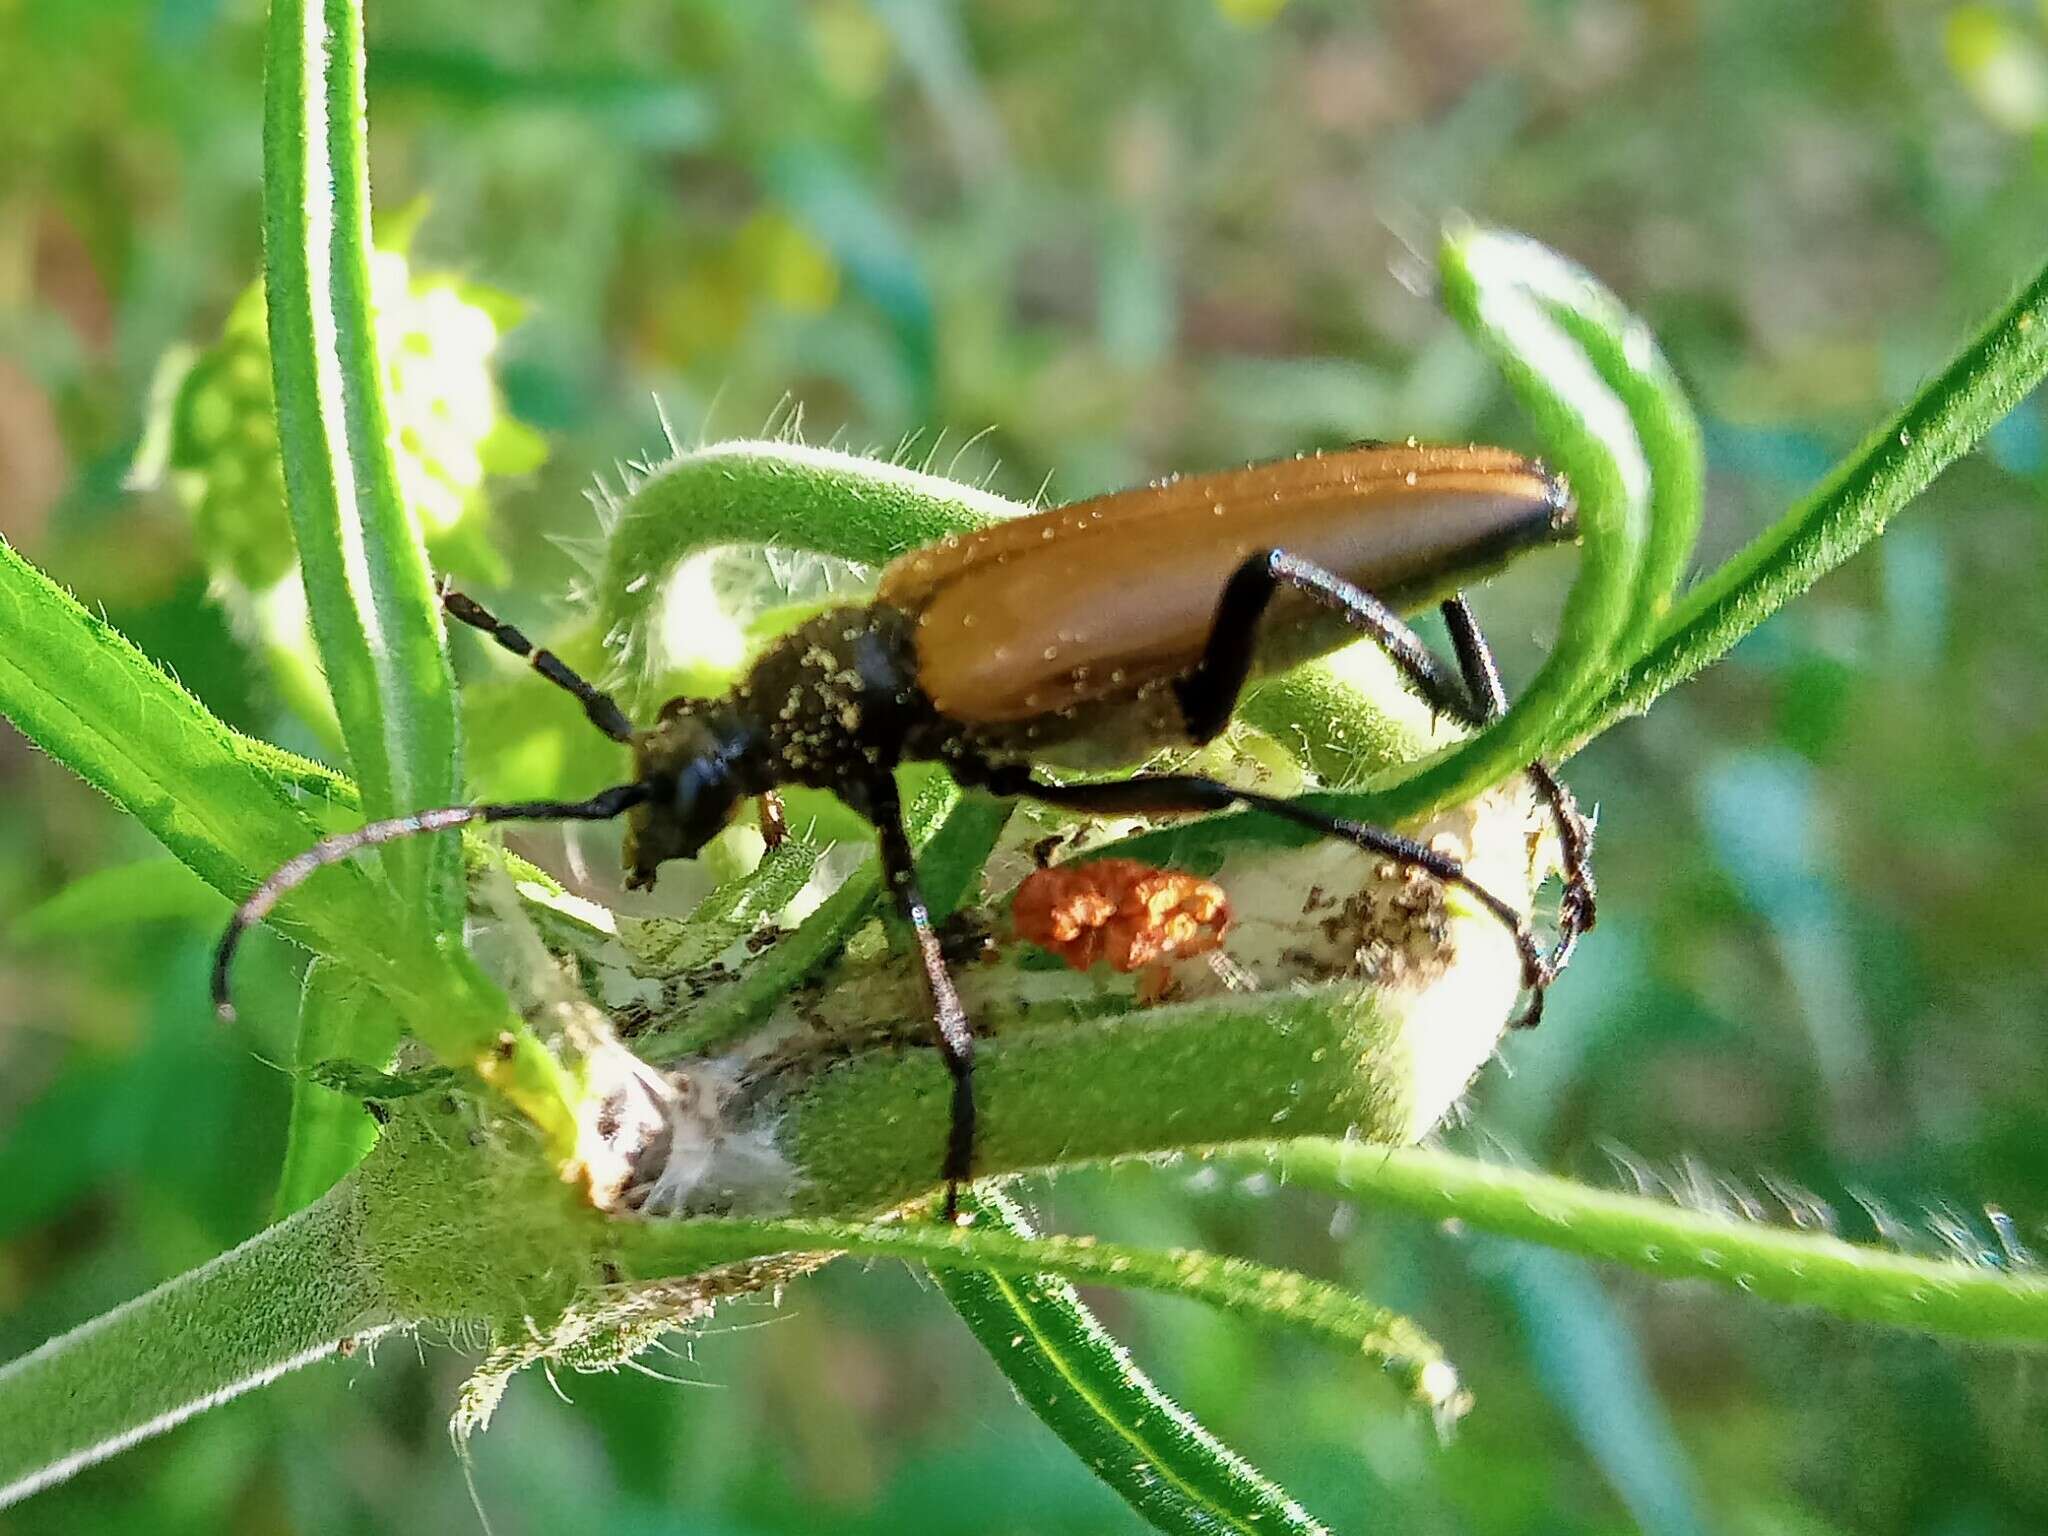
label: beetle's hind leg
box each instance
[437,580,636,744]
[1175,550,1473,741]
[1439,595,1597,988]
[857,774,977,1222]
[1176,549,1594,1018]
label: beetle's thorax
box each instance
[735,603,943,785]
[622,604,964,887]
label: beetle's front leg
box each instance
[858,773,977,1221]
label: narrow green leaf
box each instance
[303,1061,459,1099]
[617,837,821,976]
[1310,228,1652,832]
[904,786,1013,922]
[1485,237,1705,664]
[638,773,999,1061]
[263,0,464,935]
[937,1189,1333,1536]
[615,1215,1468,1424]
[1570,249,2048,750]
[260,0,584,1164]
[0,539,578,1153]
[273,959,399,1219]
[0,539,382,956]
[638,858,882,1061]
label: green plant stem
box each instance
[1569,251,2048,751]
[0,955,1483,1504]
[19,1016,2048,1502]
[0,1182,389,1508]
[763,978,1481,1217]
[262,0,463,930]
[1256,1140,2048,1342]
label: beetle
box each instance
[213,441,1595,1216]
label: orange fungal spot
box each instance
[1011,859,1231,982]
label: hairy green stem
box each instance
[0,1183,389,1508]
[19,1024,2048,1503]
[262,0,462,928]
[1256,1141,2048,1342]
[773,984,1406,1216]
[613,1215,1461,1417]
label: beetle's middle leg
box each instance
[856,773,977,1222]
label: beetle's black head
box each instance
[621,698,763,889]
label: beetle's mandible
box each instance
[214,442,1597,1218]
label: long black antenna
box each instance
[439,582,635,743]
[212,783,651,1022]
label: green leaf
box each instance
[263,0,464,937]
[1309,228,1657,833]
[637,772,1001,1061]
[0,539,380,958]
[1485,235,1706,665]
[1570,248,2048,750]
[0,539,572,1153]
[273,960,399,1219]
[260,0,579,1161]
[616,837,821,976]
[936,1189,1333,1536]
[303,1060,460,1100]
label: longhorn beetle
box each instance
[214,442,1596,1217]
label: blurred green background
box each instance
[6,0,2048,1531]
